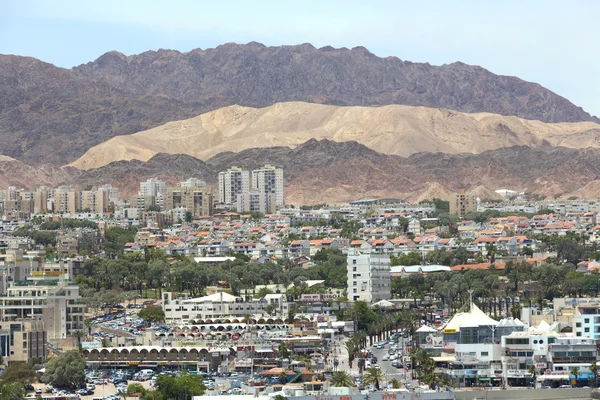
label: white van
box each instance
[138,369,155,380]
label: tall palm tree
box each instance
[72,330,84,352]
[571,367,580,387]
[84,319,92,336]
[590,361,598,387]
[345,340,359,368]
[363,367,384,390]
[527,365,537,388]
[330,371,354,387]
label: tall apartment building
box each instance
[139,178,166,198]
[33,190,48,213]
[236,190,276,214]
[52,186,80,214]
[0,319,46,364]
[347,249,391,303]
[218,167,250,204]
[180,178,207,190]
[251,165,284,208]
[0,282,84,340]
[449,189,477,217]
[165,187,213,217]
[101,184,119,203]
[81,187,109,213]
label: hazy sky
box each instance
[2,0,599,116]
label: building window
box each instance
[481,352,489,356]
[585,318,590,323]
[585,328,590,333]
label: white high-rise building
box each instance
[139,178,166,198]
[218,167,250,204]
[180,178,207,190]
[347,249,391,303]
[236,190,276,214]
[251,165,284,208]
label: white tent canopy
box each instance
[372,299,394,308]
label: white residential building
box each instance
[251,165,284,208]
[180,178,207,190]
[161,291,288,323]
[218,167,250,204]
[347,249,391,303]
[0,282,85,340]
[236,190,276,214]
[139,178,166,198]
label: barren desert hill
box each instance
[1,42,598,165]
[68,102,600,170]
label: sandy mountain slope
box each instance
[69,102,600,170]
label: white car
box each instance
[389,354,398,361]
[382,354,390,361]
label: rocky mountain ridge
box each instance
[1,42,597,165]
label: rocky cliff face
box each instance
[73,43,597,124]
[1,42,597,165]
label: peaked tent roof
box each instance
[182,292,239,303]
[442,303,498,332]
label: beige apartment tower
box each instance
[165,187,213,217]
[449,189,477,217]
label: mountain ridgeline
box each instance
[0,42,597,165]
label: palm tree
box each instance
[279,371,288,385]
[84,319,92,336]
[571,367,580,387]
[330,371,354,387]
[72,330,84,352]
[345,339,359,368]
[527,365,537,388]
[278,342,292,365]
[363,367,384,390]
[590,361,598,387]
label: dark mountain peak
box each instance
[94,50,127,65]
[319,45,336,52]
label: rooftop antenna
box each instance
[468,289,474,311]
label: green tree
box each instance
[591,361,598,387]
[138,305,165,323]
[43,350,86,389]
[256,287,273,298]
[127,383,147,396]
[352,301,378,332]
[330,371,354,387]
[571,366,580,387]
[363,367,384,390]
[279,371,288,384]
[391,252,422,266]
[0,381,26,400]
[72,330,84,352]
[0,361,36,385]
[389,378,402,389]
[527,365,537,388]
[155,372,205,400]
[278,342,292,364]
